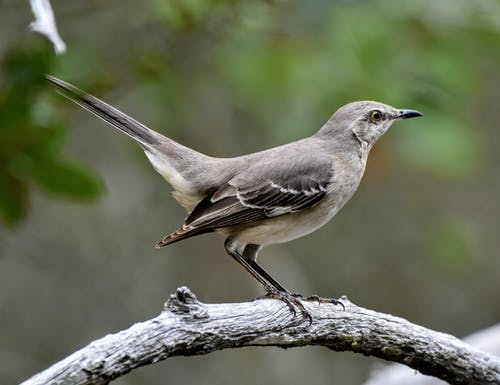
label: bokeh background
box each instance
[1,1,499,384]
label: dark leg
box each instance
[242,244,344,311]
[224,240,277,294]
[224,239,312,323]
[242,244,290,294]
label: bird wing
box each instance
[155,155,333,247]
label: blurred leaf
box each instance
[0,43,104,226]
[13,155,103,200]
[151,0,235,30]
[0,173,28,226]
[2,42,51,90]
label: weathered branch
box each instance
[363,323,500,385]
[21,287,500,385]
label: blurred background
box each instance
[1,1,499,384]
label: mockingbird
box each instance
[47,75,422,313]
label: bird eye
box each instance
[369,110,383,122]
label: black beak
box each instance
[397,109,423,119]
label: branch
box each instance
[28,0,66,54]
[21,287,500,385]
[363,323,500,385]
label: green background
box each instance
[1,1,499,384]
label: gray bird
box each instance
[46,75,422,312]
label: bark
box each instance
[20,287,500,385]
[363,323,500,385]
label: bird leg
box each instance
[242,244,290,293]
[242,245,343,310]
[224,240,312,323]
[224,240,276,293]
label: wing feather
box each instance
[184,156,333,231]
[156,155,334,247]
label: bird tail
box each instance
[155,227,214,248]
[46,75,168,147]
[46,75,212,206]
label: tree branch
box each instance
[363,323,500,385]
[21,287,500,385]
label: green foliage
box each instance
[151,0,237,30]
[0,44,103,227]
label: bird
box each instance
[46,75,422,315]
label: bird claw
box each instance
[255,290,345,324]
[290,293,345,310]
[261,291,313,325]
[304,294,345,310]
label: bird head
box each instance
[346,101,422,148]
[319,101,422,150]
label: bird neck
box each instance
[314,118,366,159]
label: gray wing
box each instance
[183,155,333,230]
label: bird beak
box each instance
[396,109,423,119]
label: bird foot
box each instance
[291,293,345,311]
[254,291,345,324]
[257,291,313,324]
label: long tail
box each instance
[46,75,167,147]
[47,75,213,213]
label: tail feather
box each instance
[155,227,214,248]
[47,75,211,211]
[46,75,167,146]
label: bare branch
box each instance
[363,323,500,385]
[20,287,500,385]
[29,0,66,54]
